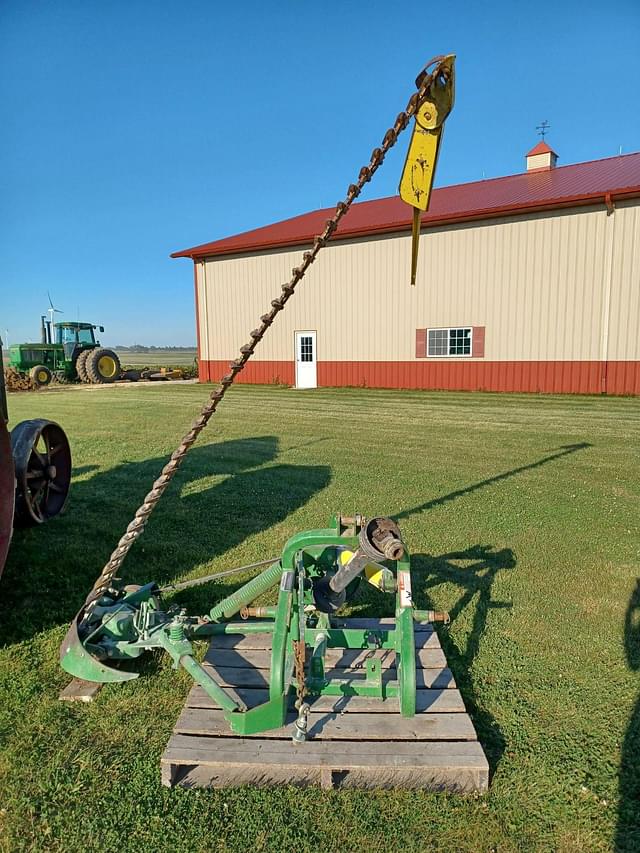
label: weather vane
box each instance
[536,120,550,140]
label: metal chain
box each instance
[80,56,450,619]
[293,639,306,707]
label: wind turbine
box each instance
[47,292,63,341]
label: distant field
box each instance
[2,349,198,370]
[116,349,197,368]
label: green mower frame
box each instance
[61,515,445,739]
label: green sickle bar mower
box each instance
[60,515,448,739]
[59,56,456,742]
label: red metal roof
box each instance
[526,140,557,157]
[172,152,640,260]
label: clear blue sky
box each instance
[1,1,639,347]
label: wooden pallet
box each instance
[58,678,103,703]
[161,618,489,791]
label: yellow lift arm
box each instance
[399,54,456,285]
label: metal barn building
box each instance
[173,145,640,395]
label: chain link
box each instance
[293,639,306,706]
[79,57,450,622]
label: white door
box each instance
[295,331,317,389]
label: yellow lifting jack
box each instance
[399,54,456,285]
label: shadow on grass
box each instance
[395,442,592,522]
[0,435,330,645]
[411,545,516,776]
[387,442,591,775]
[346,443,592,776]
[616,579,640,852]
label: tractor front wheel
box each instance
[75,349,91,383]
[11,419,72,525]
[86,348,121,384]
[29,365,52,388]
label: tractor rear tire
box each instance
[75,349,91,383]
[86,348,121,384]
[29,365,52,387]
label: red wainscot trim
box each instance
[199,359,640,395]
[201,360,295,386]
[606,362,640,395]
[316,361,640,395]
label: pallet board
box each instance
[58,678,103,703]
[161,619,489,791]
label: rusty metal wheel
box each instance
[10,419,72,526]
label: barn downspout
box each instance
[600,193,616,394]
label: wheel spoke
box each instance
[40,430,54,464]
[32,494,44,521]
[49,481,64,494]
[31,480,46,506]
[31,448,46,468]
[26,469,45,480]
[48,443,64,457]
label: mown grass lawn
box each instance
[0,383,638,852]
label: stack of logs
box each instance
[3,368,35,392]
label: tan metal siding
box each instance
[607,200,640,361]
[526,153,552,170]
[198,202,639,364]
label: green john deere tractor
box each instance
[8,317,121,387]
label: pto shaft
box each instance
[314,517,405,612]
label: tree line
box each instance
[114,345,196,352]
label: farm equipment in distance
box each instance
[0,342,71,579]
[9,317,121,387]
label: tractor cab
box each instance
[52,322,118,385]
[54,323,104,365]
[55,323,102,348]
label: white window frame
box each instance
[427,326,473,358]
